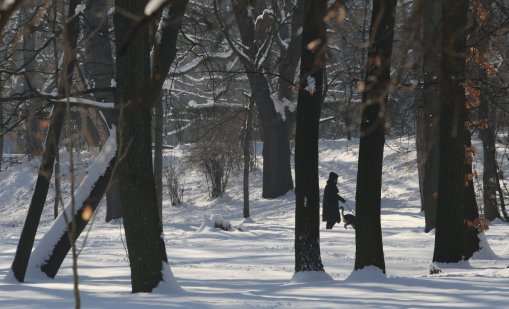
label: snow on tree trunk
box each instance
[25,130,116,278]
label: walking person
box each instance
[322,172,346,229]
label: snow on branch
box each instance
[53,97,114,110]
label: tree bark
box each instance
[354,0,397,273]
[114,0,188,293]
[420,0,441,232]
[11,0,80,282]
[432,0,468,263]
[294,0,326,273]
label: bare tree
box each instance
[354,0,397,273]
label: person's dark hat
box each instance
[328,172,338,181]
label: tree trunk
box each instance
[354,0,397,273]
[231,0,294,198]
[114,0,169,293]
[21,2,43,156]
[11,0,80,282]
[82,0,122,222]
[278,0,304,131]
[420,0,441,232]
[294,0,327,273]
[479,95,499,220]
[477,2,500,221]
[432,0,468,263]
[243,97,255,219]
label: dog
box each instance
[339,206,356,229]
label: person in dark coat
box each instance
[322,171,346,229]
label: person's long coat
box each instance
[322,180,345,222]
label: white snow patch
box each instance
[305,76,316,93]
[152,262,184,293]
[290,271,333,283]
[346,266,386,281]
[145,0,165,16]
[473,233,499,259]
[75,4,86,15]
[271,94,296,121]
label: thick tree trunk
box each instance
[354,0,396,273]
[11,0,80,282]
[420,0,441,232]
[114,0,169,293]
[294,0,326,273]
[432,0,468,263]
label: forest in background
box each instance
[1,0,509,307]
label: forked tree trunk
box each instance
[294,0,327,273]
[230,0,294,199]
[354,0,397,273]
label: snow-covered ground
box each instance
[1,137,509,308]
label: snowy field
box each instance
[1,137,509,308]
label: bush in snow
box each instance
[184,116,242,198]
[163,157,183,206]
